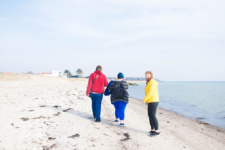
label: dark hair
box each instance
[145,71,153,79]
[96,65,102,71]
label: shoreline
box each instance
[129,96,225,132]
[0,75,225,150]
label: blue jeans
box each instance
[90,93,103,120]
[113,101,127,120]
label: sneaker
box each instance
[149,131,155,134]
[120,123,124,126]
[95,119,101,122]
[115,119,119,122]
[150,131,160,136]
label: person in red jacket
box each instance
[86,65,108,122]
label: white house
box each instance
[50,70,62,76]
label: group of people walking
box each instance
[86,65,160,136]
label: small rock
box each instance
[167,121,170,123]
[21,117,29,121]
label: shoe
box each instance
[150,131,160,136]
[115,119,119,122]
[120,123,124,126]
[95,119,101,122]
[149,130,155,134]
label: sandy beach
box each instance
[0,74,224,150]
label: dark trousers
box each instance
[90,93,103,120]
[148,102,159,130]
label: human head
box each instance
[117,72,124,79]
[96,65,102,72]
[145,71,153,80]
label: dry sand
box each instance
[0,74,225,150]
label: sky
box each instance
[0,0,225,81]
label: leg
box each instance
[95,94,103,120]
[90,93,96,117]
[148,102,159,131]
[149,116,155,130]
[113,101,120,120]
[118,101,127,121]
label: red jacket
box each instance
[86,71,108,96]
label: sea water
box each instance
[127,81,225,130]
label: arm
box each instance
[142,81,156,103]
[104,81,114,96]
[86,74,93,96]
[104,75,108,87]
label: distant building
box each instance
[42,71,62,76]
[2,72,14,75]
[50,70,62,76]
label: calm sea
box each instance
[128,81,225,130]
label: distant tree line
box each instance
[64,68,83,78]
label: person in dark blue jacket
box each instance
[104,72,129,126]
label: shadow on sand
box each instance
[43,105,148,135]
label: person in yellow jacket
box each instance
[142,71,160,136]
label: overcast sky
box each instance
[0,0,225,81]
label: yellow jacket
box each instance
[142,79,159,103]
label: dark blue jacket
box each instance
[104,81,114,96]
